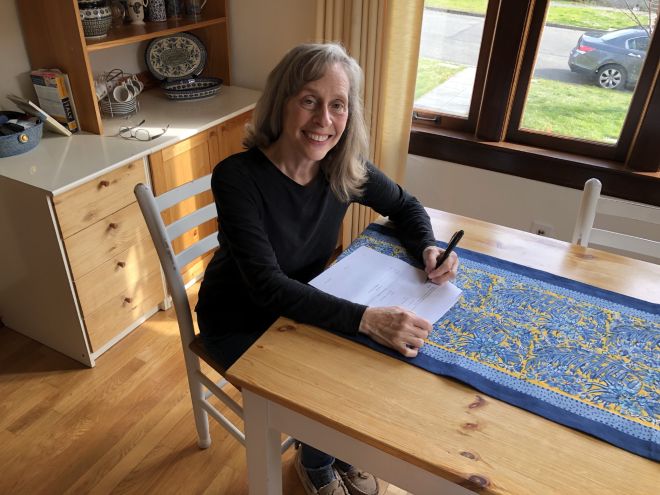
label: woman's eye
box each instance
[301,97,316,109]
[331,102,346,113]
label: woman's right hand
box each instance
[358,306,432,358]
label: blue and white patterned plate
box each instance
[145,32,207,81]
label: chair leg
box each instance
[186,357,212,449]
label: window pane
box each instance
[414,1,487,117]
[519,1,658,144]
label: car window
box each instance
[627,37,649,52]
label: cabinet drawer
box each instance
[75,237,161,316]
[64,202,150,280]
[84,269,163,352]
[54,160,146,239]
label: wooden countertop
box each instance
[228,209,660,495]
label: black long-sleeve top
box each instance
[195,147,435,340]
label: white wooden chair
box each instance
[135,176,294,452]
[572,178,660,261]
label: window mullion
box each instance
[625,63,660,172]
[623,25,660,172]
[475,0,537,142]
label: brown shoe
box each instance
[295,449,349,495]
[335,465,379,495]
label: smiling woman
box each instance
[194,42,459,495]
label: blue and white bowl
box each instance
[161,77,222,100]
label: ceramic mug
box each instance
[166,0,182,19]
[127,0,149,24]
[185,0,206,19]
[128,75,144,94]
[147,0,167,21]
[113,82,136,102]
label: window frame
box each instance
[409,0,660,206]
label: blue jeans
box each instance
[301,443,352,487]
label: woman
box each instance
[196,43,459,495]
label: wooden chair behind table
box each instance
[572,178,660,262]
[135,176,294,452]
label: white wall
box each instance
[405,154,660,263]
[228,0,316,89]
[0,0,33,100]
[405,154,582,241]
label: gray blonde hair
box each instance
[244,43,369,202]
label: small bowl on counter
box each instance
[161,77,223,100]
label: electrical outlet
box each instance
[531,221,554,237]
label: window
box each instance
[628,36,650,51]
[411,0,660,206]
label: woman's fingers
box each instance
[427,251,459,285]
[358,306,431,357]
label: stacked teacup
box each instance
[99,73,144,116]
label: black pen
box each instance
[435,229,464,270]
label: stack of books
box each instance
[30,69,79,134]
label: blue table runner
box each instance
[338,224,659,461]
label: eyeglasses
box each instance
[118,120,169,141]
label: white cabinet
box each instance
[0,159,164,366]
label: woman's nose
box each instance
[314,105,332,127]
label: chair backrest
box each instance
[572,178,660,261]
[134,176,218,348]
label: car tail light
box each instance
[578,45,595,52]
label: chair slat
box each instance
[175,233,219,269]
[166,203,217,241]
[155,175,213,212]
[598,197,660,225]
[590,229,660,259]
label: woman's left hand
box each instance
[423,245,459,285]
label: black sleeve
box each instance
[212,161,366,336]
[357,162,436,261]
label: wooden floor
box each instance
[0,287,410,495]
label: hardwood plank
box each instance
[0,283,412,495]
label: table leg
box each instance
[243,389,283,495]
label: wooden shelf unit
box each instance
[17,0,231,135]
[85,17,226,52]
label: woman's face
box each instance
[279,63,350,166]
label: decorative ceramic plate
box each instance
[145,33,207,81]
[161,77,222,100]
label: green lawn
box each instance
[414,59,632,143]
[424,0,636,30]
[521,78,632,143]
[418,2,636,142]
[415,58,465,99]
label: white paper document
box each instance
[310,246,462,323]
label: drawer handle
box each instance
[117,261,126,268]
[108,222,119,230]
[98,180,110,188]
[123,297,133,304]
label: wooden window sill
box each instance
[409,125,660,206]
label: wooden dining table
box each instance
[226,208,660,495]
